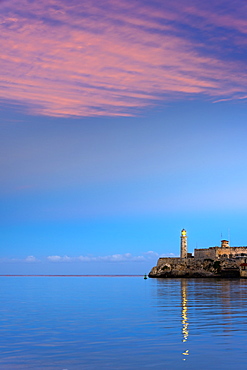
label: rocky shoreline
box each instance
[148,257,246,278]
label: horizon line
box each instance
[0,274,144,277]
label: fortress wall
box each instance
[157,258,182,266]
[157,257,195,266]
[194,246,247,259]
[216,246,247,258]
[194,248,217,259]
[157,247,247,265]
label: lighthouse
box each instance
[180,229,187,258]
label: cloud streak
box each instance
[47,252,152,263]
[46,251,177,262]
[0,252,158,263]
[0,252,176,264]
[0,256,41,263]
[1,0,247,117]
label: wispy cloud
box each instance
[47,255,72,262]
[24,255,39,262]
[143,251,159,258]
[0,0,247,117]
[0,256,41,263]
[47,253,148,263]
[46,251,176,262]
[0,251,176,263]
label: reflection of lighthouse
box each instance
[181,280,189,360]
[181,280,189,342]
[180,229,187,258]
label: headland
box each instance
[149,229,247,278]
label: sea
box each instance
[0,276,247,369]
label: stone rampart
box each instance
[157,257,183,266]
[194,247,217,259]
[216,246,247,258]
[157,257,196,267]
[194,246,247,259]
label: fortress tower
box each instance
[221,240,230,248]
[180,229,187,258]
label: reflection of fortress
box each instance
[149,229,247,278]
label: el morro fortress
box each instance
[149,229,247,278]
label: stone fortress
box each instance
[149,229,247,278]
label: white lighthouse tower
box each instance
[180,229,187,258]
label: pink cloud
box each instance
[0,0,247,117]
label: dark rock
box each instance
[148,257,242,278]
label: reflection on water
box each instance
[181,280,189,343]
[155,278,247,369]
[1,277,247,369]
[181,280,189,360]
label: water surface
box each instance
[0,277,247,369]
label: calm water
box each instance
[0,277,247,369]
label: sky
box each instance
[1,0,247,274]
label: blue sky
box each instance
[1,0,247,274]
